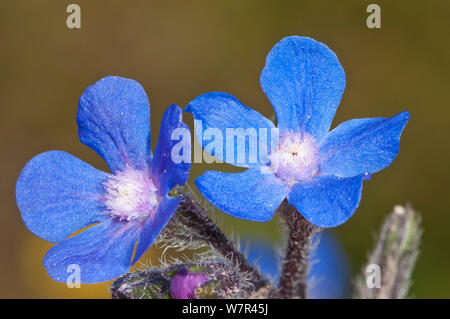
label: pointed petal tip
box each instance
[167,103,182,114]
[152,105,191,195]
[319,110,410,178]
[184,102,193,113]
[397,110,410,123]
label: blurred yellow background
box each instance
[1,0,449,298]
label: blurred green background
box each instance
[1,0,449,298]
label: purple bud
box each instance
[170,268,209,299]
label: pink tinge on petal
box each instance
[268,131,320,186]
[170,268,210,299]
[102,166,159,222]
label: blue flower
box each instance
[16,76,191,283]
[186,36,409,227]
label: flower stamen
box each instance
[103,167,158,221]
[268,132,319,186]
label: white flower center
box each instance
[103,167,158,221]
[268,132,319,186]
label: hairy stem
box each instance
[274,199,320,299]
[174,188,268,291]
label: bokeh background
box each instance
[1,0,449,298]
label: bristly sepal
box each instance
[111,267,171,299]
[111,257,262,299]
[354,204,422,299]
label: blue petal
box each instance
[151,105,191,195]
[288,175,364,227]
[132,195,181,264]
[319,111,410,177]
[43,219,138,283]
[185,92,275,167]
[260,36,346,142]
[195,169,289,222]
[16,151,108,243]
[77,76,151,173]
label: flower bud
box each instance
[170,267,210,299]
